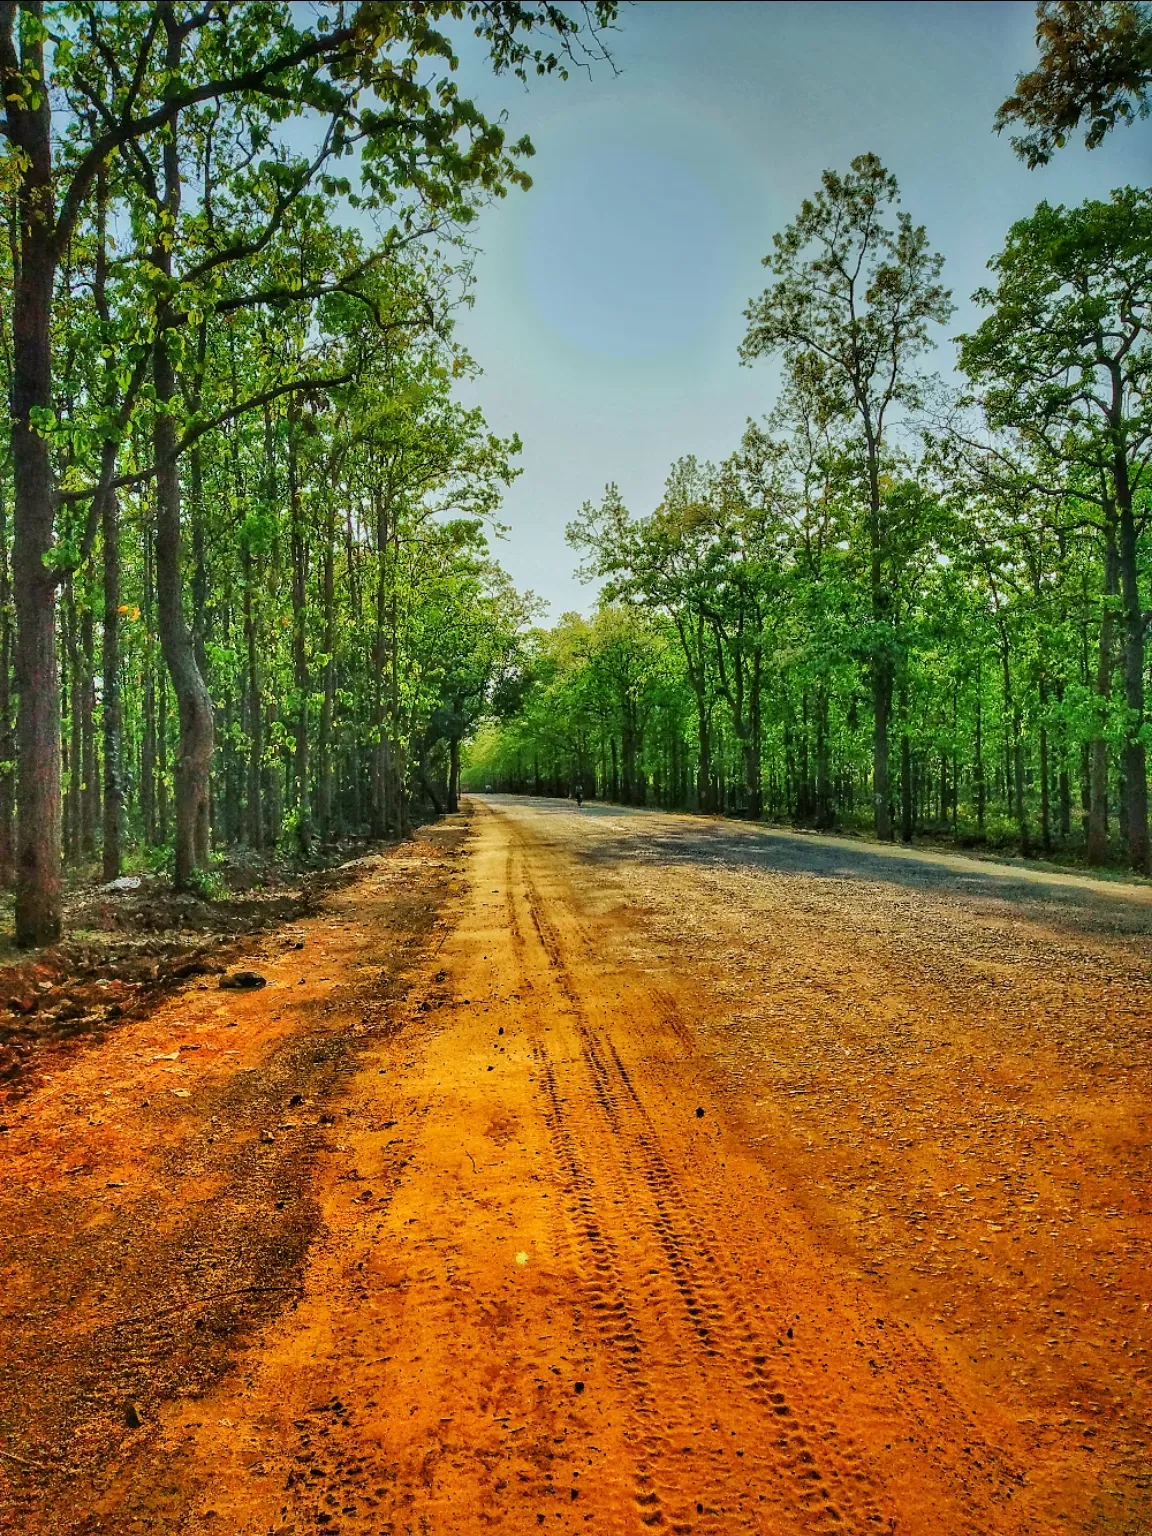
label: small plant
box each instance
[278,808,302,858]
[184,866,227,902]
[143,842,175,877]
[278,808,314,859]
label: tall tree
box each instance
[740,154,953,839]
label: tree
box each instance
[996,1,1152,166]
[960,189,1152,870]
[740,153,953,839]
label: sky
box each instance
[449,1,1152,618]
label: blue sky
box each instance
[450,1,1152,616]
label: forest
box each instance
[466,11,1152,873]
[0,0,615,948]
[1,0,1150,961]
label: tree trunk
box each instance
[101,487,123,880]
[62,584,75,863]
[1013,721,1029,857]
[622,712,636,806]
[746,647,763,818]
[1088,529,1119,865]
[797,691,811,822]
[1116,469,1148,872]
[242,542,263,848]
[66,581,82,863]
[6,7,62,943]
[142,526,157,846]
[370,490,389,839]
[1079,741,1091,844]
[152,47,212,886]
[154,330,213,887]
[288,413,310,852]
[157,666,170,844]
[873,659,892,840]
[80,602,97,858]
[696,693,712,812]
[448,735,461,813]
[0,475,15,884]
[317,497,337,840]
[974,664,985,835]
[866,440,893,842]
[816,683,832,828]
[900,730,913,843]
[1000,628,1029,856]
[266,698,281,842]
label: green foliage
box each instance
[476,165,1152,871]
[184,866,227,901]
[996,1,1152,166]
[0,0,616,909]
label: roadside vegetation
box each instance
[0,0,614,947]
[467,2,1152,872]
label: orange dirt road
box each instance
[1,797,1150,1535]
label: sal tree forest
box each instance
[0,0,615,946]
[468,4,1152,874]
[0,1,1150,953]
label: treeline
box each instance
[0,0,613,945]
[467,151,1152,870]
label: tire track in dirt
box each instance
[494,802,1037,1536]
[500,827,670,1531]
[500,810,898,1534]
[624,977,1027,1534]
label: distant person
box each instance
[573,782,584,807]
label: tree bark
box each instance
[1013,721,1029,858]
[317,492,337,839]
[141,524,157,845]
[65,579,81,863]
[696,691,712,812]
[5,4,62,943]
[370,488,389,838]
[0,474,14,884]
[288,412,310,852]
[747,645,763,818]
[873,659,892,840]
[866,433,893,841]
[448,734,461,813]
[241,541,263,848]
[101,486,122,879]
[810,681,827,827]
[152,34,212,887]
[79,600,96,857]
[900,728,913,843]
[154,325,213,885]
[1088,528,1119,865]
[1115,461,1149,872]
[974,660,986,835]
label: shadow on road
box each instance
[477,794,1152,942]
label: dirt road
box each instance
[1,797,1149,1535]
